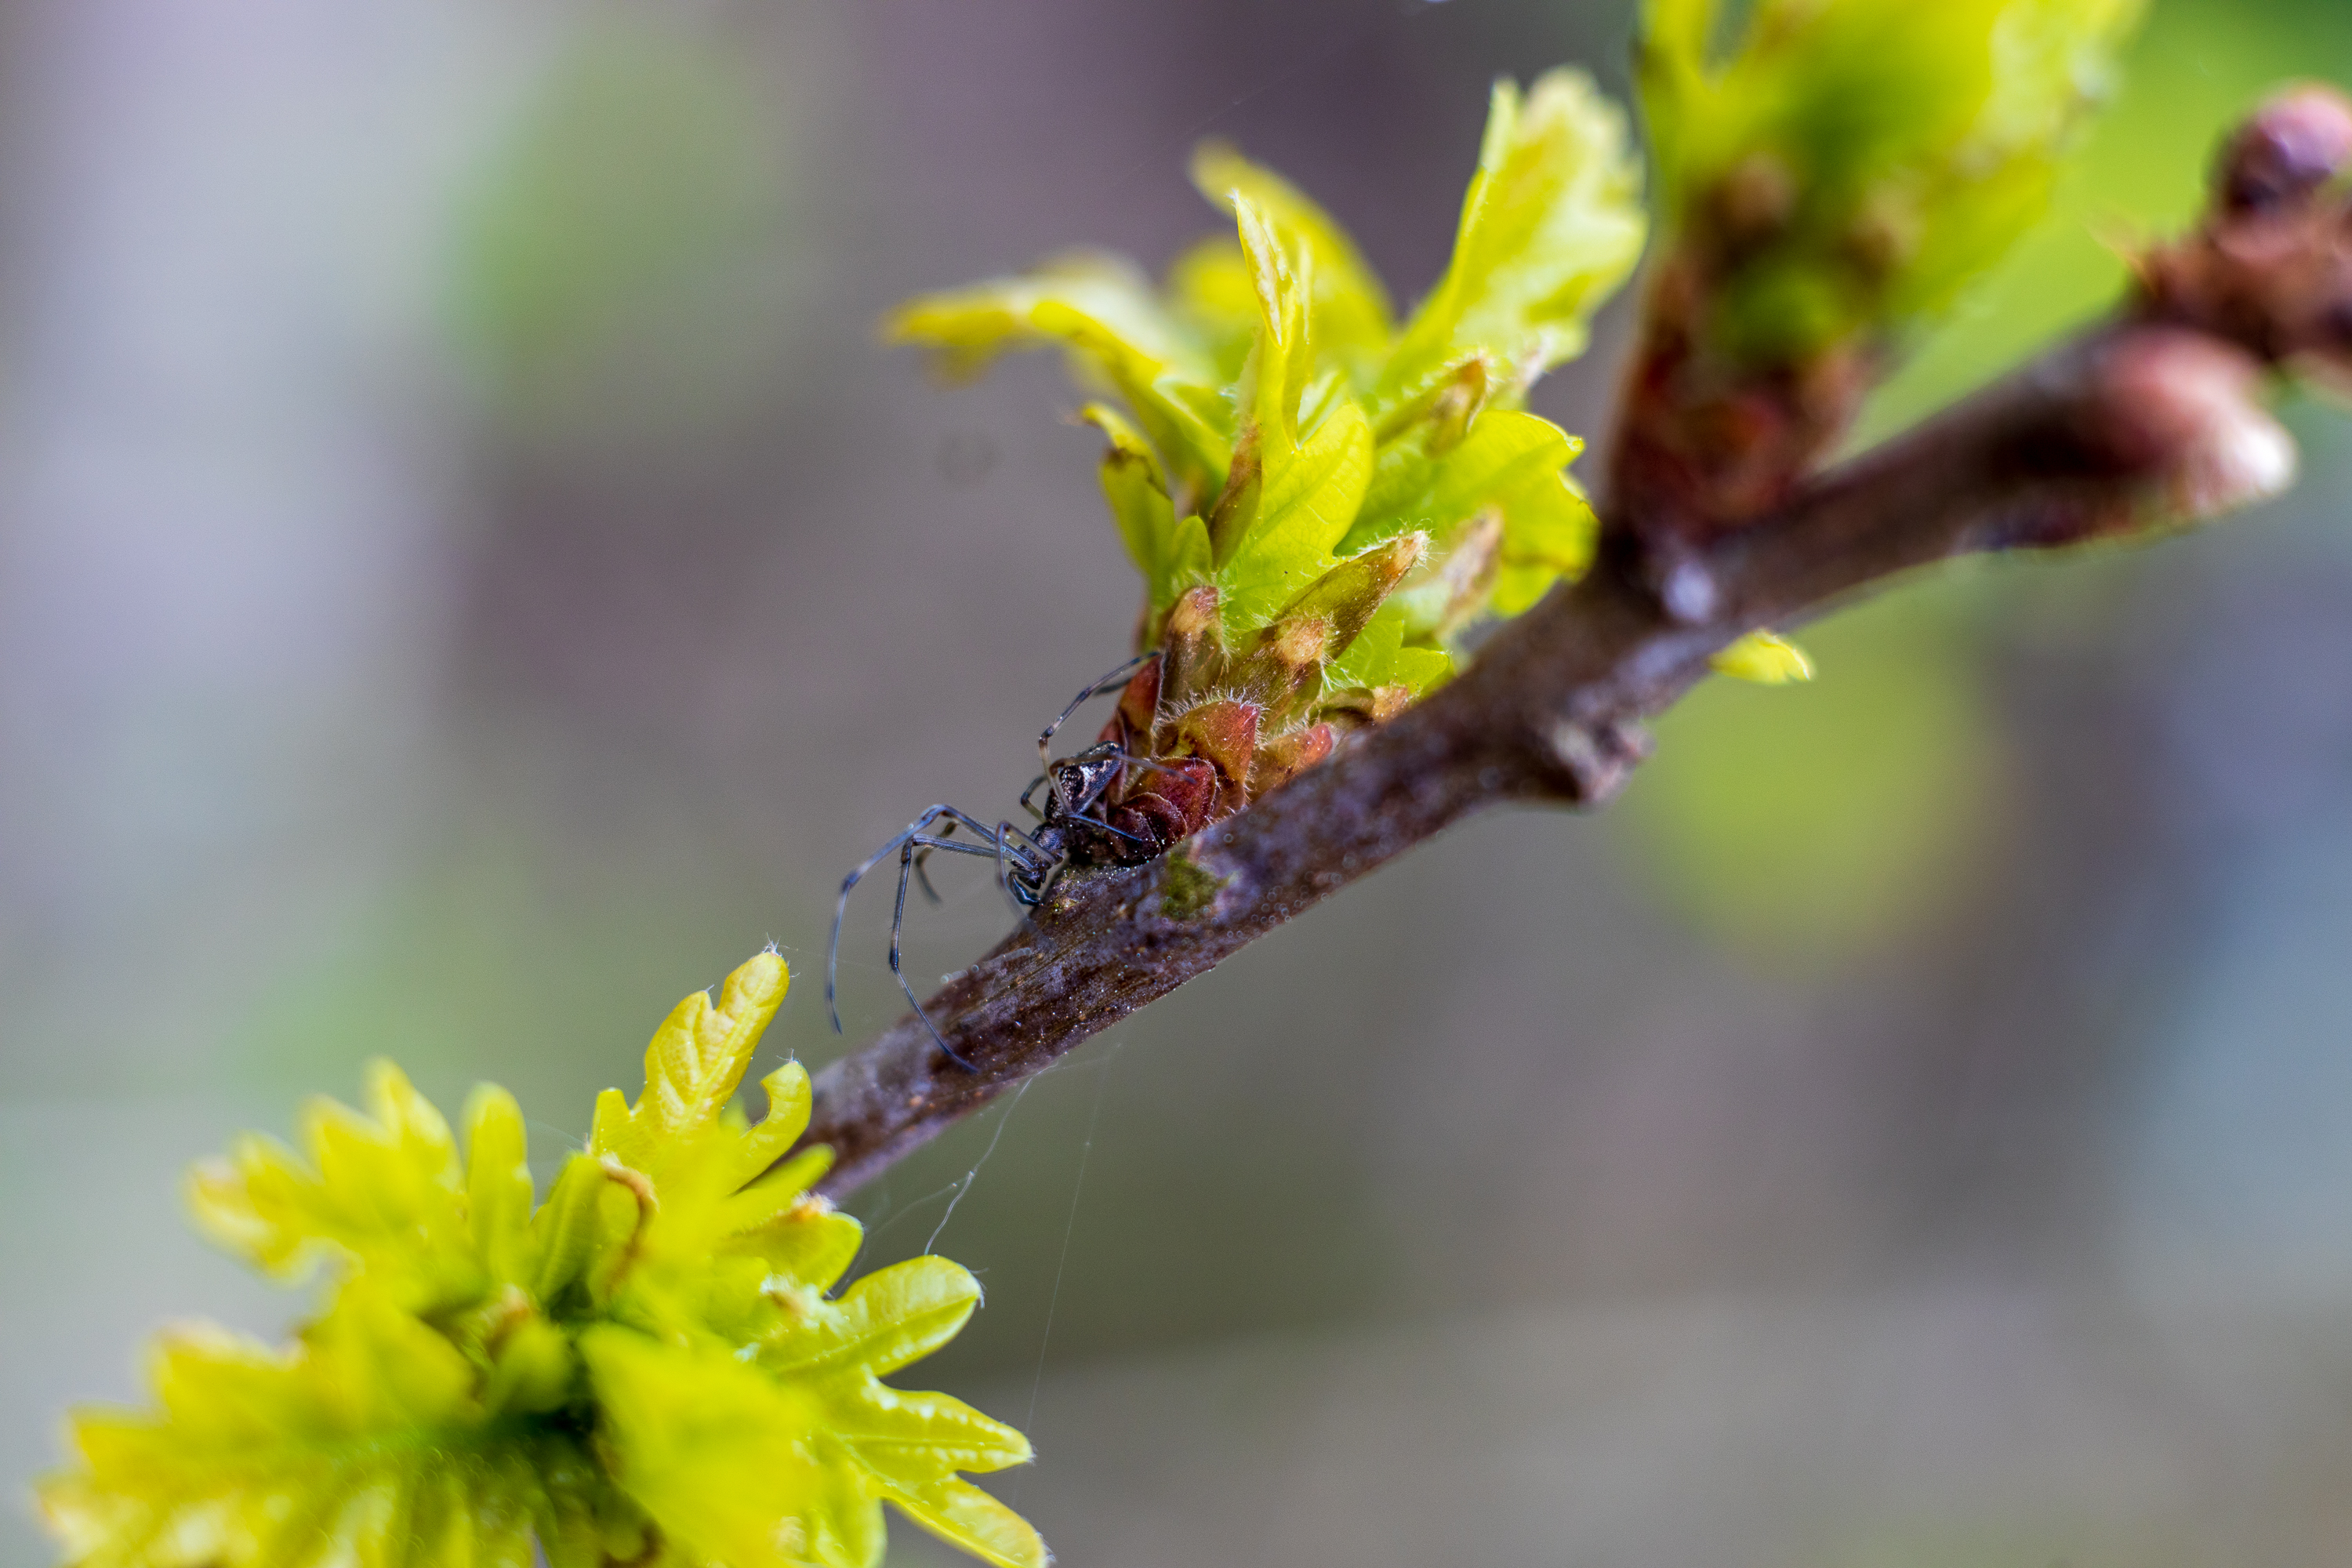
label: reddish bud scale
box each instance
[2141,85,2352,390]
[1074,534,1432,864]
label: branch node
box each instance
[1658,557,1722,623]
[1541,717,1652,805]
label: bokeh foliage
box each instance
[1640,0,2143,368]
[41,956,1043,1568]
[448,15,797,440]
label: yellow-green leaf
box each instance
[1491,465,1599,615]
[764,1255,982,1380]
[1192,140,1392,380]
[1381,70,1646,403]
[1086,401,1192,613]
[40,1287,582,1568]
[464,1085,534,1287]
[1712,630,1816,684]
[1348,407,1580,554]
[590,950,787,1180]
[888,252,1232,499]
[50,949,1037,1568]
[186,1061,482,1315]
[585,1327,843,1568]
[1222,399,1376,632]
[889,1479,1049,1568]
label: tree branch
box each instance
[797,88,2352,1200]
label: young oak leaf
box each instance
[891,71,1635,673]
[47,952,1039,1568]
[886,252,1232,505]
[572,953,850,1314]
[1322,601,1451,698]
[584,1258,1041,1568]
[1190,140,1393,382]
[754,1256,1040,1568]
[1083,402,1212,622]
[586,948,793,1183]
[1490,464,1599,617]
[1346,407,1599,644]
[1348,408,1582,553]
[39,1283,619,1568]
[1377,69,1648,407]
[187,1061,485,1316]
[1637,0,2142,363]
[1209,196,1377,633]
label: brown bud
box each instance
[1247,723,1338,798]
[1172,699,1261,815]
[2135,348,2298,522]
[2024,328,2297,546]
[1098,656,1162,754]
[2105,332,2295,520]
[1157,585,1227,715]
[1272,533,1426,660]
[2217,85,2352,215]
[1707,151,1797,256]
[1315,684,1412,732]
[1229,612,1334,722]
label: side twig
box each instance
[797,88,2352,1199]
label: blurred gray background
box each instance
[6,1,2352,1563]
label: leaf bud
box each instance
[1272,533,1427,657]
[1707,151,1798,257]
[2217,85,2352,216]
[2009,328,2296,549]
[1230,612,1335,722]
[1248,723,1338,797]
[1158,584,1227,706]
[1315,684,1414,731]
[1424,355,1496,454]
[1172,699,1261,808]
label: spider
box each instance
[827,649,1221,1068]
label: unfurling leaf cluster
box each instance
[39,953,1043,1568]
[890,71,1653,819]
[1638,0,2144,367]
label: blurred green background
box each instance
[5,1,2352,1563]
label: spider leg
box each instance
[996,824,1054,908]
[1111,751,1187,779]
[1086,816,1155,850]
[887,835,980,1071]
[829,805,1006,1035]
[905,806,1005,905]
[1002,822,1058,869]
[1018,774,1049,821]
[993,819,1058,911]
[911,818,958,905]
[1036,649,1163,773]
